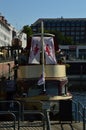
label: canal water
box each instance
[72,91,86,106]
[71,91,86,121]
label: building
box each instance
[31,18,86,45]
[60,45,86,60]
[0,15,12,47]
[31,18,86,60]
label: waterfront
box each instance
[0,91,85,130]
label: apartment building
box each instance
[0,15,13,47]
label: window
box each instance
[81,27,85,31]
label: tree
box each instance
[21,25,33,49]
[64,36,73,45]
[44,30,65,45]
[22,25,33,37]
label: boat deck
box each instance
[0,121,84,130]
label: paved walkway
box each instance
[0,121,84,130]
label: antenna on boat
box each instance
[41,21,46,92]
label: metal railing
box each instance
[20,100,51,130]
[18,111,46,130]
[0,100,21,119]
[72,99,86,130]
[78,102,86,130]
[0,111,16,130]
[0,100,51,130]
[0,99,86,130]
[72,99,78,122]
[0,100,21,130]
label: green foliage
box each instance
[66,64,70,68]
[64,36,73,45]
[22,25,33,37]
[44,30,73,45]
[21,25,74,45]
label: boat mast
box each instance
[41,21,46,92]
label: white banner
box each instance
[44,37,57,64]
[28,37,41,64]
[28,36,57,64]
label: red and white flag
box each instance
[44,37,57,64]
[28,37,41,64]
[37,72,45,86]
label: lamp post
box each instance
[7,63,10,80]
[13,50,18,80]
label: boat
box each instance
[15,22,72,120]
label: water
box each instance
[72,91,86,106]
[71,92,86,121]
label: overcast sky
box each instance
[0,0,86,30]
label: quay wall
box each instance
[0,61,14,79]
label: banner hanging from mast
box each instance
[28,37,41,64]
[28,36,57,64]
[44,37,57,64]
[37,72,45,86]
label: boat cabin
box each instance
[17,34,69,97]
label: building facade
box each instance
[60,45,86,60]
[31,18,86,60]
[31,18,86,45]
[0,16,13,47]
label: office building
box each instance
[31,18,86,59]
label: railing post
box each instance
[78,102,80,122]
[45,109,51,130]
[72,99,78,122]
[83,107,86,130]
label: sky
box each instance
[0,0,86,30]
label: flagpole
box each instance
[41,21,46,92]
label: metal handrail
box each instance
[19,100,51,130]
[18,111,46,130]
[78,102,86,130]
[72,99,78,122]
[0,100,51,130]
[0,100,21,120]
[0,111,16,130]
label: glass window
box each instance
[71,32,75,35]
[81,27,85,31]
[71,27,75,31]
[80,32,85,35]
[79,49,86,59]
[66,27,70,31]
[76,27,80,30]
[61,27,65,31]
[76,32,80,35]
[76,36,80,40]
